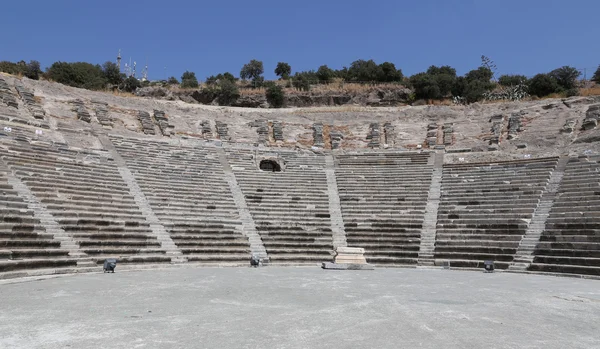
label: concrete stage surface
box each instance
[1,267,599,349]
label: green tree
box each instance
[592,65,600,84]
[122,76,141,92]
[24,60,42,80]
[409,72,441,100]
[102,61,123,86]
[216,80,240,106]
[221,72,236,82]
[498,74,528,86]
[46,62,107,90]
[167,76,179,85]
[316,65,335,82]
[426,65,457,96]
[549,66,580,90]
[0,61,24,75]
[292,71,317,91]
[347,59,382,82]
[378,62,403,82]
[274,62,292,79]
[180,71,199,88]
[528,73,560,97]
[265,82,285,108]
[240,59,264,84]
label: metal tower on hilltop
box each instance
[141,62,148,81]
[116,49,122,72]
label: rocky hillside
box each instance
[135,85,413,108]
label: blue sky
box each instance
[3,0,599,81]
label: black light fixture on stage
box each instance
[484,260,495,273]
[103,258,117,273]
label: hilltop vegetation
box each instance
[1,56,598,108]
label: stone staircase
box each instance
[217,147,268,262]
[509,155,568,271]
[324,155,346,249]
[417,150,444,266]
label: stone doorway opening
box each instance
[259,159,281,172]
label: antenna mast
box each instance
[117,49,122,72]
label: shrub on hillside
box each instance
[215,80,240,106]
[316,65,335,82]
[378,62,403,82]
[498,74,528,87]
[102,61,123,86]
[46,61,107,90]
[122,76,141,92]
[180,71,199,88]
[24,60,42,80]
[167,76,179,85]
[528,74,560,97]
[549,66,580,90]
[409,72,441,100]
[565,88,579,97]
[592,65,600,84]
[265,83,285,108]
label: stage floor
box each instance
[1,267,599,349]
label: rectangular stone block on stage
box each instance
[322,247,374,270]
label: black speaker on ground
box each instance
[103,259,117,273]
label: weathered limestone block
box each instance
[507,113,523,140]
[383,122,395,146]
[92,100,112,127]
[215,121,230,140]
[138,110,155,135]
[560,119,577,134]
[443,123,454,145]
[15,85,45,119]
[72,99,91,123]
[322,247,373,270]
[313,122,324,147]
[582,104,600,130]
[367,122,380,148]
[334,247,367,264]
[153,110,174,136]
[273,121,284,141]
[330,131,343,149]
[201,120,213,137]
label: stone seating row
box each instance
[435,157,559,269]
[335,152,433,265]
[111,136,251,262]
[0,168,77,273]
[530,156,600,276]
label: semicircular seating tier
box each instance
[435,157,559,269]
[334,152,433,266]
